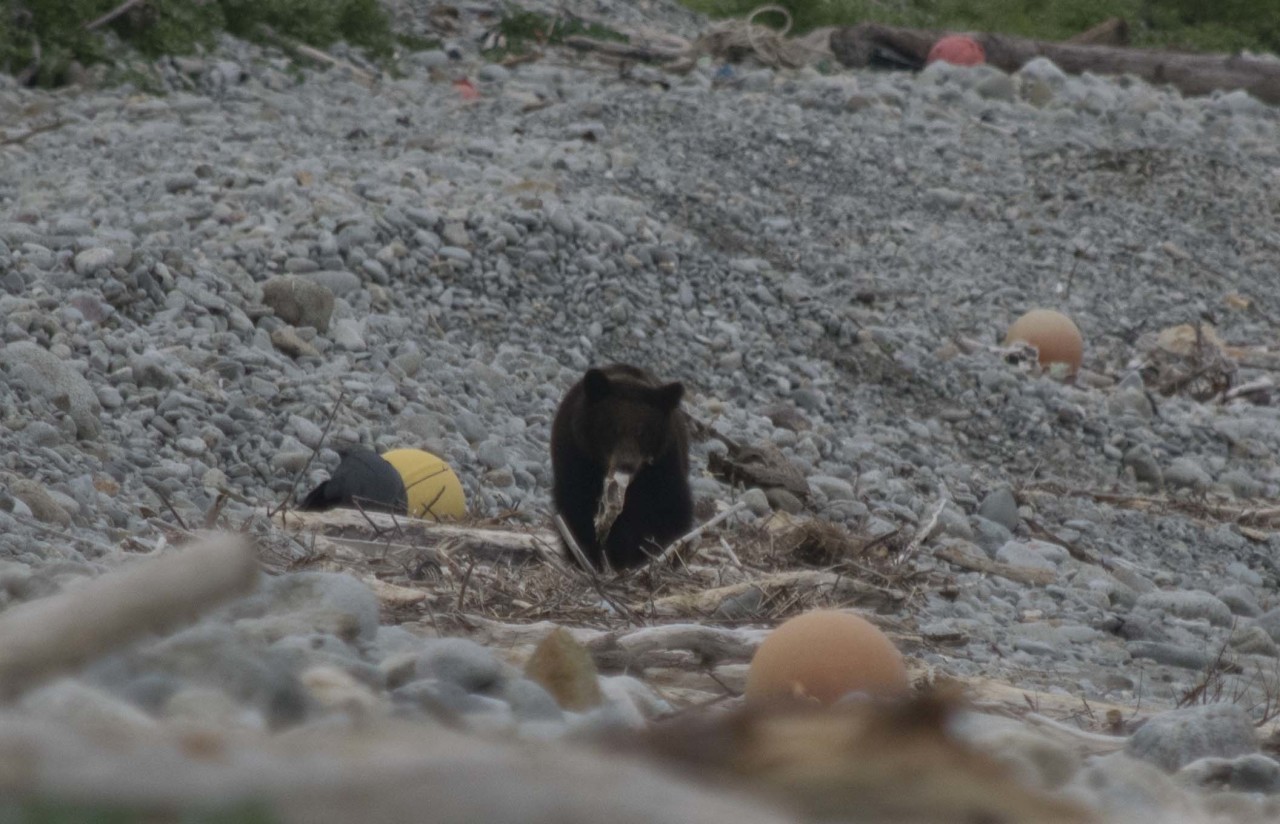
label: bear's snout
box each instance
[608,448,652,476]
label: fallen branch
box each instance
[1025,517,1106,568]
[1021,484,1280,528]
[0,119,67,147]
[830,22,1280,104]
[292,42,377,84]
[463,617,768,667]
[84,0,146,31]
[933,544,1056,586]
[1223,376,1274,402]
[462,616,607,650]
[653,569,904,614]
[553,514,639,623]
[1023,712,1128,752]
[554,513,599,573]
[363,575,429,607]
[654,501,749,566]
[589,622,769,667]
[0,535,259,697]
[258,26,377,85]
[279,507,553,554]
[563,6,831,72]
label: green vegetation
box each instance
[4,0,1274,87]
[680,0,1280,55]
[481,9,628,61]
[0,0,394,86]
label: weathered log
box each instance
[933,543,1056,586]
[276,507,555,555]
[0,535,259,697]
[830,22,1280,104]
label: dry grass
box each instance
[273,506,926,641]
[1176,634,1280,727]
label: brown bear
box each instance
[551,364,693,571]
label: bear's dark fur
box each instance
[551,364,693,571]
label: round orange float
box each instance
[927,35,986,67]
[1004,309,1084,374]
[746,610,909,706]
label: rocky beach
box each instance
[2,1,1280,820]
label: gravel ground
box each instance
[2,1,1280,820]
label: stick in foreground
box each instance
[0,535,260,698]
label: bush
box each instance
[0,0,393,86]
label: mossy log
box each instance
[830,22,1280,105]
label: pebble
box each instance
[1178,753,1280,794]
[0,342,102,439]
[1126,641,1212,671]
[976,487,1019,531]
[7,479,72,527]
[414,638,511,694]
[261,276,336,332]
[1128,704,1260,772]
[1136,590,1234,627]
[73,247,115,275]
[1164,457,1214,493]
[230,572,381,644]
[1217,584,1261,617]
[994,540,1058,571]
[22,679,157,737]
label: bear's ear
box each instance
[655,381,684,412]
[583,368,611,401]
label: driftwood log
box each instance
[830,22,1280,105]
[0,535,259,697]
[276,507,555,556]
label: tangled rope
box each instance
[559,5,833,73]
[691,5,833,70]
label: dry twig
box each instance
[933,544,1056,586]
[895,483,948,568]
[655,501,749,566]
[84,0,146,31]
[270,391,345,519]
[1,119,66,147]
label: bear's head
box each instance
[577,366,684,474]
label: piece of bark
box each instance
[830,22,1280,104]
[524,627,604,711]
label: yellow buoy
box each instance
[381,448,466,520]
